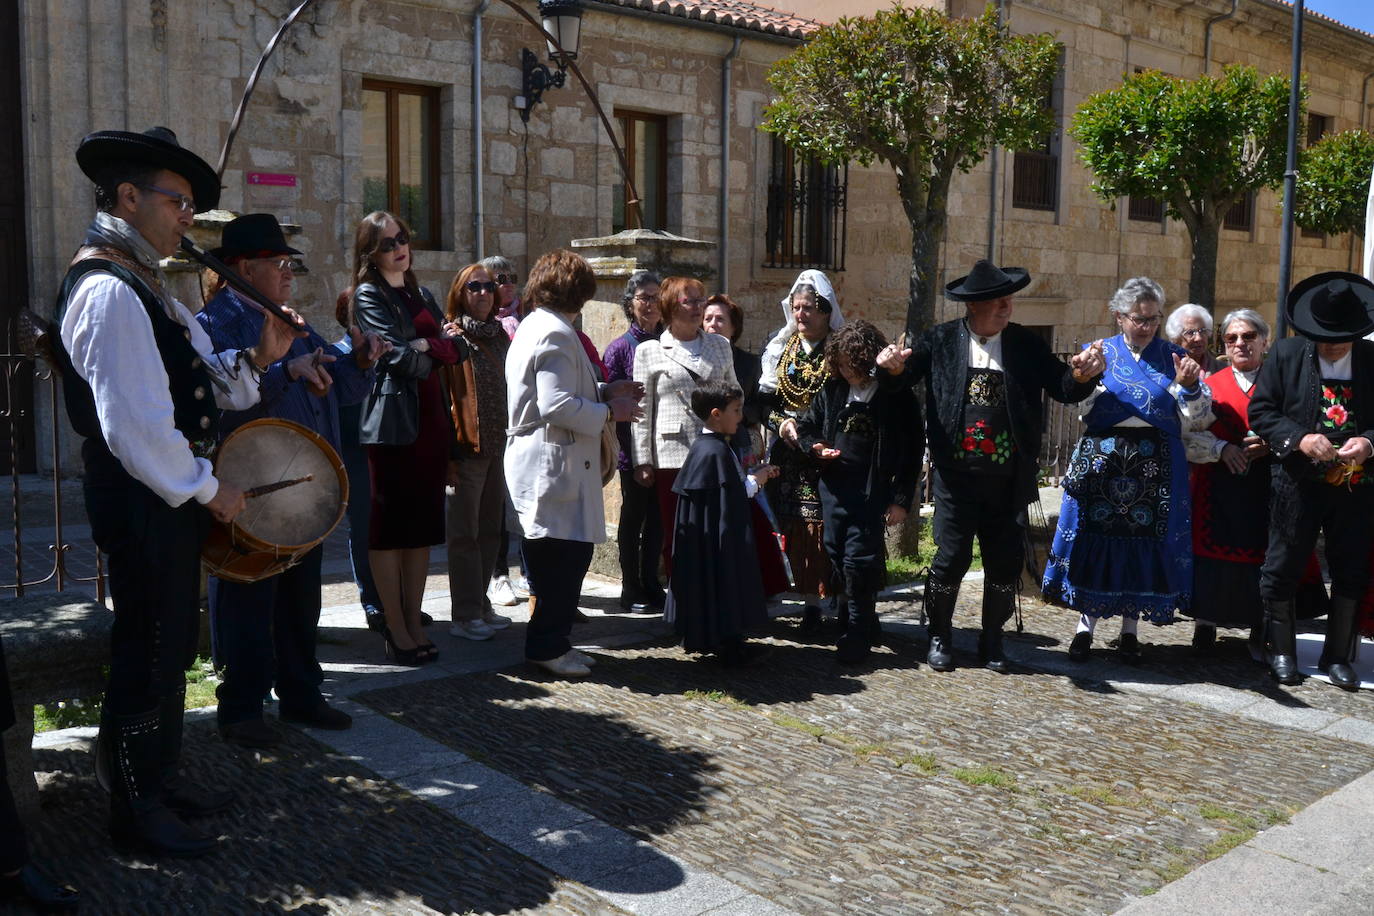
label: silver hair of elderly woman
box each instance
[1164,303,1213,342]
[479,254,515,277]
[1219,308,1271,341]
[1108,277,1166,315]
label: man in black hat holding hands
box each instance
[53,127,304,857]
[1250,271,1374,691]
[879,260,1104,672]
[196,213,387,747]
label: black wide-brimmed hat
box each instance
[210,213,302,261]
[945,259,1031,302]
[1286,271,1374,343]
[76,126,221,212]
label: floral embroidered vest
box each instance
[955,368,1015,474]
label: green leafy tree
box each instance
[1294,129,1374,236]
[1071,65,1297,311]
[762,3,1059,334]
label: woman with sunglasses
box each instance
[1043,277,1211,663]
[442,264,513,641]
[1183,309,1327,656]
[352,211,464,666]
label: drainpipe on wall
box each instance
[1203,0,1239,75]
[472,0,492,261]
[719,35,741,289]
[1351,69,1374,272]
[986,0,1007,260]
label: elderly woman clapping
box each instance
[1167,303,1225,377]
[1183,309,1327,655]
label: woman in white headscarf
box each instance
[758,270,845,631]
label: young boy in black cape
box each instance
[796,321,924,663]
[667,382,779,665]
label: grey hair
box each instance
[1164,303,1213,342]
[620,269,662,322]
[1219,308,1271,342]
[479,255,515,276]
[790,282,832,313]
[1108,277,1166,316]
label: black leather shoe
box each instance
[799,605,823,634]
[280,702,354,730]
[1191,623,1217,656]
[364,609,387,633]
[0,864,80,912]
[218,718,280,749]
[419,611,435,626]
[835,633,872,665]
[163,773,235,817]
[717,640,770,667]
[1117,633,1142,664]
[926,635,954,671]
[1068,631,1092,662]
[1325,661,1359,691]
[979,632,1009,673]
[1270,654,1302,685]
[111,802,217,859]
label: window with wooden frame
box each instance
[361,80,442,249]
[1012,56,1062,212]
[1302,113,1332,240]
[764,134,848,272]
[1223,191,1255,233]
[613,111,669,232]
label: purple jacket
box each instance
[603,322,660,470]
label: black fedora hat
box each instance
[945,259,1032,302]
[76,126,221,212]
[1286,271,1374,343]
[210,213,302,261]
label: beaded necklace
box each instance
[776,332,829,411]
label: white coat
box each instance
[504,307,611,543]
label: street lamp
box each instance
[518,0,583,123]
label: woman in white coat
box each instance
[505,250,643,677]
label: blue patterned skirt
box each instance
[1042,426,1190,623]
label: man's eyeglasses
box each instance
[255,257,293,273]
[496,273,518,286]
[465,280,497,294]
[137,183,196,214]
[1124,313,1161,328]
[1223,331,1260,344]
[377,230,410,254]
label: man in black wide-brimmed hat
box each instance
[879,260,1105,673]
[51,127,303,857]
[1250,271,1374,691]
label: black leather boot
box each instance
[924,575,958,671]
[159,687,235,817]
[0,864,80,912]
[108,708,218,858]
[836,569,876,664]
[978,581,1016,673]
[1319,595,1361,692]
[1265,598,1302,685]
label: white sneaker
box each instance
[482,610,513,629]
[487,575,519,607]
[509,572,531,598]
[571,649,597,667]
[527,651,591,677]
[449,619,496,641]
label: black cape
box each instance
[666,433,767,652]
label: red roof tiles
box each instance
[590,0,823,41]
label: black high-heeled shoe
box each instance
[417,642,439,663]
[383,632,424,667]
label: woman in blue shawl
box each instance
[1043,278,1211,662]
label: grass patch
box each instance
[682,689,747,708]
[1198,804,1258,830]
[886,524,982,583]
[1153,858,1193,885]
[1068,785,1128,807]
[771,713,826,738]
[1204,828,1257,860]
[827,733,887,757]
[1261,807,1293,827]
[897,752,939,774]
[951,765,1017,789]
[34,655,219,732]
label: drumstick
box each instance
[244,474,313,498]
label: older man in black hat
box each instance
[879,260,1105,672]
[53,128,303,857]
[196,213,387,747]
[1250,271,1374,691]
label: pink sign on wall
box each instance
[247,172,297,187]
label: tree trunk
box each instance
[1186,214,1220,315]
[897,167,946,339]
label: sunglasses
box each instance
[376,230,410,254]
[1223,331,1260,343]
[465,280,497,294]
[496,273,518,286]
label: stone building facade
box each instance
[9,0,1374,473]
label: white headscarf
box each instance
[759,269,845,392]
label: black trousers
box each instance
[209,545,325,726]
[616,469,662,598]
[522,537,594,661]
[0,738,25,874]
[85,450,208,717]
[1261,471,1374,601]
[930,466,1024,585]
[819,476,886,581]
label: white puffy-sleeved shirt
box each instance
[61,272,261,508]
